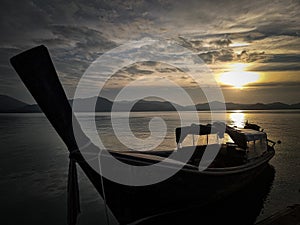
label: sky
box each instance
[0,0,299,104]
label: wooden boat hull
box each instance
[102,147,275,224]
[132,164,276,225]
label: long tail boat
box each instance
[10,45,278,225]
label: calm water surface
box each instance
[0,110,299,224]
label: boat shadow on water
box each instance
[135,164,275,225]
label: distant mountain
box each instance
[71,96,112,112]
[16,104,41,113]
[265,102,290,109]
[224,102,293,110]
[71,98,184,112]
[130,99,184,111]
[0,95,300,113]
[290,103,300,109]
[195,101,226,110]
[0,95,28,112]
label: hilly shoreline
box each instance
[1,95,299,113]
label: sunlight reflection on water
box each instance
[229,110,245,128]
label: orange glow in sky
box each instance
[219,63,260,89]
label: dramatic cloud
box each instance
[238,50,267,63]
[122,65,154,75]
[250,63,300,72]
[209,38,232,48]
[0,0,299,103]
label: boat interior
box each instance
[110,123,273,169]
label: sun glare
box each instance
[230,112,245,128]
[219,63,260,89]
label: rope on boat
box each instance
[67,150,81,225]
[67,148,110,225]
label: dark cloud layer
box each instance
[0,0,299,103]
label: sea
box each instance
[0,110,299,225]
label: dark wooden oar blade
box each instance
[9,45,103,177]
[10,45,106,225]
[10,45,88,150]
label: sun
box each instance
[219,63,260,89]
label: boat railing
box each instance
[175,123,226,149]
[267,139,276,147]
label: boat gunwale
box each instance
[199,148,274,175]
[109,146,275,175]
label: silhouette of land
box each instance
[0,95,300,113]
